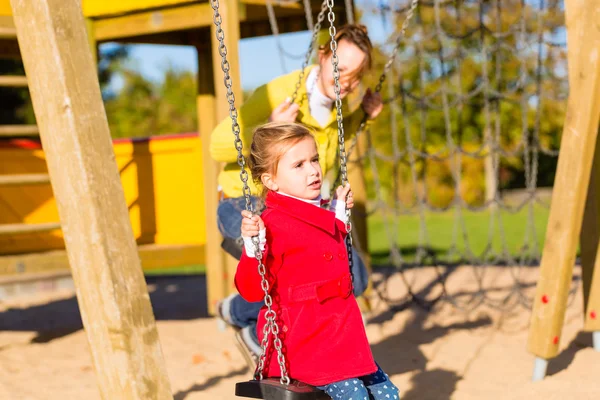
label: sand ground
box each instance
[0,265,599,399]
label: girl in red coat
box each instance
[236,122,399,400]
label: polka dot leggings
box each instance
[317,365,399,400]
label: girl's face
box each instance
[263,137,323,200]
[318,40,367,100]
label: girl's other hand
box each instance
[335,184,354,209]
[240,210,265,238]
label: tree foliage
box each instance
[359,0,567,206]
[104,65,197,139]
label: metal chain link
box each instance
[290,0,329,104]
[324,0,356,280]
[209,0,290,385]
[344,0,420,159]
[329,0,420,200]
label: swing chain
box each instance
[290,0,329,105]
[325,0,355,279]
[374,0,419,93]
[346,0,419,159]
[210,0,290,386]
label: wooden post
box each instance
[9,1,173,398]
[573,0,600,335]
[208,0,244,307]
[527,0,600,370]
[197,37,228,316]
[85,18,98,67]
[582,148,600,335]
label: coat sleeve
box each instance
[209,74,294,163]
[335,218,349,238]
[234,234,284,303]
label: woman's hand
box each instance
[335,184,354,209]
[268,98,300,123]
[362,88,383,120]
[240,210,265,238]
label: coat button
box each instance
[324,252,333,261]
[338,252,346,259]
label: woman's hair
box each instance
[249,122,315,194]
[318,24,373,71]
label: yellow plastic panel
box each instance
[0,0,194,17]
[0,133,206,255]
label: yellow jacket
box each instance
[210,65,367,198]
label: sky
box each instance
[98,0,566,94]
[99,2,393,92]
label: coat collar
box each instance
[265,191,337,235]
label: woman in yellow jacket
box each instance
[210,24,383,365]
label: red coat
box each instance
[235,191,376,386]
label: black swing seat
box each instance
[236,379,330,400]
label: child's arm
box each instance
[331,184,354,224]
[234,212,282,302]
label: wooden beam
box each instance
[527,0,600,360]
[9,0,173,398]
[93,2,213,42]
[103,29,203,46]
[212,0,245,299]
[0,244,204,275]
[574,0,600,331]
[0,15,15,38]
[0,75,26,87]
[241,0,302,9]
[0,222,60,235]
[91,0,316,43]
[197,39,226,316]
[85,18,98,67]
[0,125,39,136]
[0,173,50,186]
[82,0,194,17]
[583,140,600,332]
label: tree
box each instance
[104,66,197,139]
[0,59,35,125]
[98,44,130,99]
[0,44,129,127]
[360,0,566,207]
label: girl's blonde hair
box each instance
[249,122,315,194]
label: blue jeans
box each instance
[317,364,399,400]
[217,196,370,336]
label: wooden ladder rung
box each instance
[0,125,39,137]
[0,27,17,39]
[0,174,50,186]
[0,222,61,236]
[0,75,28,87]
[0,16,17,39]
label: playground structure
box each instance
[0,0,599,398]
[0,0,354,314]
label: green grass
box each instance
[367,205,551,265]
[144,205,552,275]
[144,264,206,276]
